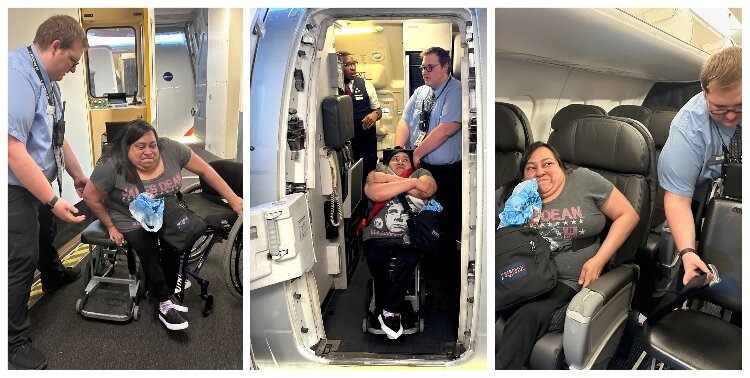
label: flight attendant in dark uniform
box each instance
[339,51,382,185]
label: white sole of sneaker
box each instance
[159,316,189,331]
[377,314,403,340]
[172,303,188,313]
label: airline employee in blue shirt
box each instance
[658,46,741,286]
[7,15,89,370]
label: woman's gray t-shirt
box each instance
[90,137,192,232]
[537,167,614,291]
[362,166,433,243]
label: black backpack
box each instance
[496,226,558,312]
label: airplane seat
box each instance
[636,110,678,301]
[518,114,657,369]
[643,165,742,369]
[648,105,679,112]
[548,104,606,137]
[495,102,533,216]
[321,94,361,214]
[608,105,652,129]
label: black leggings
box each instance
[364,241,420,314]
[496,283,577,369]
[123,228,182,302]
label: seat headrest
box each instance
[498,102,533,144]
[550,104,606,131]
[550,115,653,175]
[496,103,526,152]
[609,105,652,127]
[648,110,677,149]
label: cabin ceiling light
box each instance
[333,22,381,36]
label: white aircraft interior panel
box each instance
[155,43,197,140]
[497,57,655,141]
[249,193,315,291]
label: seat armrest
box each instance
[563,264,638,369]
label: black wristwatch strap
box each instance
[678,247,697,258]
[45,195,59,209]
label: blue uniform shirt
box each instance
[401,76,462,165]
[658,92,739,201]
[8,44,62,186]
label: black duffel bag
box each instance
[496,225,557,312]
[397,194,442,254]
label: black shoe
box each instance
[159,308,189,330]
[9,341,48,370]
[42,267,82,293]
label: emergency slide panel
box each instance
[250,193,315,290]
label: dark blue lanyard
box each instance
[26,46,55,108]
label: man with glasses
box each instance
[395,46,462,309]
[658,46,741,287]
[8,14,89,369]
[338,51,382,185]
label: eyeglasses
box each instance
[65,49,80,69]
[343,61,358,68]
[420,63,441,72]
[708,107,742,116]
[706,96,742,115]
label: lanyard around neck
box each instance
[26,46,55,108]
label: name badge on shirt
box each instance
[709,154,725,165]
[414,131,426,148]
[354,95,364,101]
[46,104,55,116]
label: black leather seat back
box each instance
[496,102,530,189]
[550,104,606,133]
[199,159,243,198]
[608,105,652,128]
[646,110,677,228]
[321,95,355,150]
[697,196,742,312]
[548,114,657,264]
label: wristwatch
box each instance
[678,247,697,258]
[45,195,59,210]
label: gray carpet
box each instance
[321,251,460,356]
[27,239,242,370]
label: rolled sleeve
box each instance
[438,82,462,123]
[7,68,37,144]
[658,124,704,198]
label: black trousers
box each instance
[364,241,420,313]
[496,282,577,369]
[352,129,377,188]
[122,228,181,302]
[7,186,66,352]
[419,161,462,245]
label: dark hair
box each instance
[500,141,569,203]
[337,50,353,60]
[99,119,162,185]
[421,46,451,68]
[34,15,89,51]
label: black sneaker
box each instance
[9,340,48,370]
[42,267,82,293]
[159,308,189,331]
[378,313,403,339]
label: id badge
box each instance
[709,154,725,165]
[414,131,426,147]
[354,95,364,101]
[46,104,55,116]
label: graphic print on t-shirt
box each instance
[538,205,586,240]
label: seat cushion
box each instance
[81,219,123,247]
[644,309,742,369]
[182,193,237,229]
